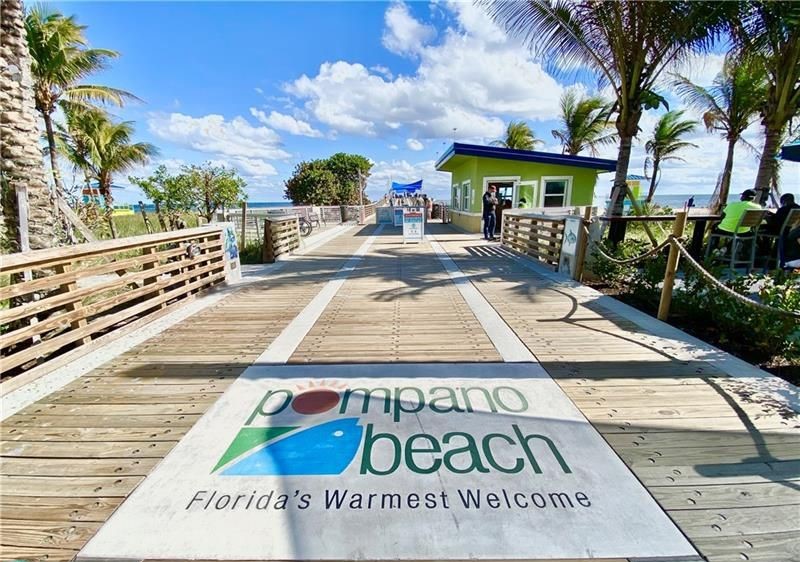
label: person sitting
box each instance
[783,226,800,269]
[764,193,799,236]
[715,189,763,235]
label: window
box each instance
[462,181,471,211]
[541,177,572,207]
[452,185,460,210]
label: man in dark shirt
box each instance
[765,193,800,235]
[482,185,498,240]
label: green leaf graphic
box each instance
[212,427,296,473]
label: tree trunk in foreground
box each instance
[753,123,782,205]
[0,0,60,252]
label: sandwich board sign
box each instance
[79,363,698,562]
[402,207,424,244]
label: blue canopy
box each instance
[781,142,800,162]
[391,180,423,194]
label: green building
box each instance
[435,143,617,232]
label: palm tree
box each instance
[491,121,543,150]
[672,55,766,211]
[733,2,800,203]
[25,5,136,194]
[482,0,731,237]
[643,111,698,203]
[59,109,158,238]
[1,0,60,251]
[551,88,616,156]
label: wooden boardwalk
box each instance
[1,223,799,562]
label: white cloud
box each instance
[147,112,286,183]
[406,138,424,151]
[285,2,562,141]
[389,144,399,150]
[370,65,394,80]
[669,53,726,87]
[382,2,436,56]
[249,108,323,138]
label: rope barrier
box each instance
[586,227,673,266]
[670,237,800,320]
[586,225,800,319]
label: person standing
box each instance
[482,185,499,241]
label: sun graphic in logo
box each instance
[290,380,347,415]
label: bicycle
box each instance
[298,216,313,237]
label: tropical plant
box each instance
[551,88,616,156]
[129,165,194,230]
[672,55,767,211]
[732,2,800,203]
[491,120,542,151]
[643,110,698,203]
[181,163,247,222]
[482,0,731,225]
[25,5,136,194]
[58,109,157,237]
[284,153,372,205]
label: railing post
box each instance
[241,201,247,246]
[657,211,687,321]
[263,218,274,263]
[139,201,153,234]
[573,207,592,282]
[54,263,92,344]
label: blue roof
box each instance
[435,143,617,172]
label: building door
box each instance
[486,180,516,207]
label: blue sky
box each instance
[50,1,798,204]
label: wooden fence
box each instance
[263,217,300,263]
[501,212,565,268]
[0,226,228,375]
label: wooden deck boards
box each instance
[2,223,798,562]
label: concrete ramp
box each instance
[78,363,699,562]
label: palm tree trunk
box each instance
[753,123,782,205]
[607,131,635,244]
[42,111,65,194]
[715,138,737,214]
[1,0,60,251]
[645,160,659,203]
[100,179,118,238]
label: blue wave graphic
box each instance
[222,418,363,476]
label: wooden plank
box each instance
[650,481,800,510]
[1,457,159,477]
[1,440,176,458]
[0,475,142,497]
[0,519,100,549]
[0,545,77,562]
[691,530,800,562]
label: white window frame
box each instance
[452,185,460,210]
[461,180,471,212]
[482,176,520,207]
[539,176,573,208]
[518,180,538,209]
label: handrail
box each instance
[0,225,223,273]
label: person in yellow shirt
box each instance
[715,189,763,235]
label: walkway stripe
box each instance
[427,235,537,363]
[255,225,384,364]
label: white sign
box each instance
[78,363,698,562]
[561,216,581,257]
[402,207,424,243]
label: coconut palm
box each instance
[25,5,137,194]
[732,2,800,203]
[481,0,731,231]
[643,111,698,203]
[672,55,767,210]
[551,88,616,156]
[58,109,158,238]
[491,121,543,151]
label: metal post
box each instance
[657,211,687,321]
[241,200,247,246]
[358,171,365,225]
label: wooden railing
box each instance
[0,226,228,375]
[263,216,300,263]
[501,212,565,268]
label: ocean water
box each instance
[593,193,715,210]
[132,201,291,213]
